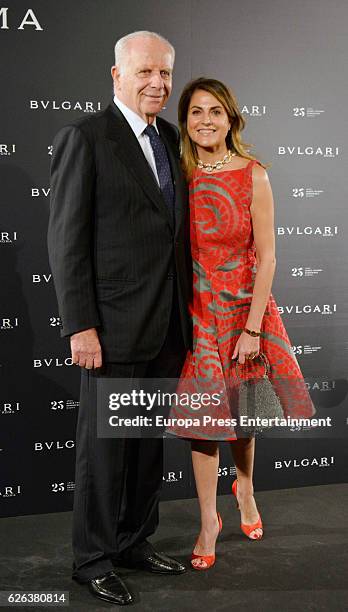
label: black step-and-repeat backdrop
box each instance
[1,1,348,517]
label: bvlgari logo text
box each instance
[29,100,102,113]
[278,146,339,157]
[1,402,20,415]
[305,380,336,392]
[278,304,336,315]
[33,357,73,368]
[31,187,50,197]
[0,232,17,243]
[0,485,21,497]
[32,274,52,284]
[275,456,334,469]
[241,105,267,117]
[277,226,338,237]
[1,317,19,329]
[34,440,75,451]
[0,7,43,30]
[163,471,183,483]
[0,144,16,156]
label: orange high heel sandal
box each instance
[191,512,223,570]
[232,479,263,540]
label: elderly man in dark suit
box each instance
[47,30,192,606]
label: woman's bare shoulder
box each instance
[252,161,270,183]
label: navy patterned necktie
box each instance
[144,124,175,219]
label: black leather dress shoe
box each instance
[126,551,186,574]
[88,571,133,605]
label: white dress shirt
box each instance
[113,95,160,186]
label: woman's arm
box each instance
[246,163,276,331]
[232,163,276,363]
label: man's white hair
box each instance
[114,30,175,73]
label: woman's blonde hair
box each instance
[178,77,265,180]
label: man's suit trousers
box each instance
[72,280,186,582]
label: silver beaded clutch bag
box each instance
[234,352,284,434]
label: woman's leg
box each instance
[230,437,263,538]
[191,440,221,567]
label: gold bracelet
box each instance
[244,327,261,337]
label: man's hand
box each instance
[70,328,102,369]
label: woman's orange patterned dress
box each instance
[167,160,315,440]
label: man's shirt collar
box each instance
[113,95,159,137]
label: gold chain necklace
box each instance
[197,150,236,173]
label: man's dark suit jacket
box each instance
[47,102,192,363]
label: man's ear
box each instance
[111,65,121,90]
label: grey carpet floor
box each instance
[1,484,348,611]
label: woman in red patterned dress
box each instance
[171,78,315,570]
